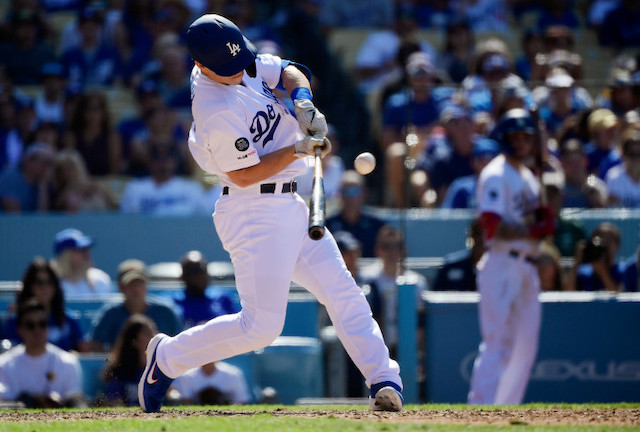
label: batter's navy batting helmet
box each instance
[186,14,257,77]
[490,108,536,155]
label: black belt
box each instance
[508,249,539,265]
[222,181,297,195]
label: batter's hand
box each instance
[293,99,328,137]
[294,135,332,158]
[530,205,556,238]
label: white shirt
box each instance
[120,177,207,216]
[605,164,640,208]
[188,54,307,189]
[0,344,82,401]
[173,362,251,404]
[477,154,539,252]
[61,267,113,298]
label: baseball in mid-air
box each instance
[354,152,376,175]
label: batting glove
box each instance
[293,99,328,137]
[530,205,556,238]
[294,135,332,158]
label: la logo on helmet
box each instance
[226,42,241,56]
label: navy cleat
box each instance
[138,333,173,412]
[369,381,404,412]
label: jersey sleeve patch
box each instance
[235,137,250,151]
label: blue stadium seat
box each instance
[253,336,323,405]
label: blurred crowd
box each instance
[0,0,638,215]
[0,227,254,407]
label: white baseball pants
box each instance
[156,188,401,390]
[467,248,541,405]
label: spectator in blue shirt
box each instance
[173,251,238,330]
[420,105,476,206]
[326,170,385,258]
[536,0,580,30]
[87,259,183,352]
[60,7,122,90]
[3,257,85,352]
[380,52,454,150]
[440,137,500,209]
[0,142,55,212]
[583,108,622,178]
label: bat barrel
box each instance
[308,147,325,240]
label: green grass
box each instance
[0,404,636,432]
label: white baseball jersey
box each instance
[469,153,542,405]
[188,54,308,188]
[0,343,82,401]
[605,164,640,208]
[476,154,540,253]
[154,52,402,395]
[172,361,251,404]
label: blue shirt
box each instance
[440,175,477,209]
[0,166,39,211]
[3,312,84,352]
[89,297,183,348]
[576,262,624,291]
[326,212,385,258]
[173,288,239,330]
[60,44,121,89]
[583,143,618,177]
[382,87,454,132]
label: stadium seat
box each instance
[78,353,109,401]
[253,336,323,405]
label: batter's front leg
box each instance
[291,230,402,389]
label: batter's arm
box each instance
[480,212,530,241]
[226,146,301,187]
[282,64,312,96]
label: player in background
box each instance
[467,108,556,405]
[138,14,403,413]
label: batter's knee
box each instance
[239,311,285,349]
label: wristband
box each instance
[291,87,312,102]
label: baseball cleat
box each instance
[138,333,173,412]
[369,381,404,412]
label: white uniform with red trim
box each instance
[467,154,542,405]
[154,54,402,392]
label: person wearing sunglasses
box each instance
[3,257,86,352]
[0,298,85,408]
[325,170,385,258]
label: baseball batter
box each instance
[467,108,555,405]
[138,14,403,412]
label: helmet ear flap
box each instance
[245,61,256,78]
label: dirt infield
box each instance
[0,407,638,426]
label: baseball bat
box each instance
[308,145,325,240]
[529,103,547,206]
